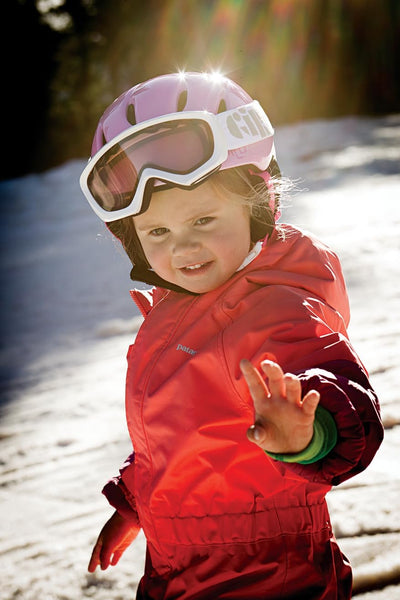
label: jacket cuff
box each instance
[265,406,337,464]
[102,478,140,524]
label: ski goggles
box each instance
[80,100,274,222]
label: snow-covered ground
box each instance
[1,113,399,599]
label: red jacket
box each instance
[104,225,383,599]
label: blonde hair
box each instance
[208,164,282,241]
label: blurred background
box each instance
[3,0,400,180]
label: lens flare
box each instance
[207,70,226,83]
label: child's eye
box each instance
[195,216,214,226]
[149,227,168,237]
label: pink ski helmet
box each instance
[90,72,276,174]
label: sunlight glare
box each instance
[204,70,227,84]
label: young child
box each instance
[80,72,383,599]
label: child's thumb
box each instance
[247,423,266,445]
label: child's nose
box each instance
[173,234,201,256]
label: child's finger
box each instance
[99,543,112,570]
[88,556,99,573]
[283,374,302,405]
[111,551,122,566]
[240,359,270,410]
[301,389,320,414]
[88,540,101,573]
[260,360,285,398]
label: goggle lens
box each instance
[87,120,214,213]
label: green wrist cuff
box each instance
[265,406,337,465]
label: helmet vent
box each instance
[177,90,188,112]
[217,99,227,113]
[127,104,136,125]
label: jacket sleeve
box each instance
[102,451,141,525]
[280,358,383,486]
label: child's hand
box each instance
[240,359,320,455]
[88,510,140,572]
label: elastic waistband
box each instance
[152,501,331,550]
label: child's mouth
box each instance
[184,263,205,270]
[180,262,212,274]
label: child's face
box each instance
[133,180,252,293]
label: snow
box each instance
[1,113,400,599]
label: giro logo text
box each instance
[225,104,273,142]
